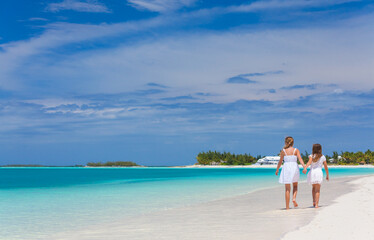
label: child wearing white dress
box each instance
[276,136,305,210]
[303,143,329,208]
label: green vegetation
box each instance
[300,150,374,165]
[300,151,310,163]
[1,164,85,167]
[86,161,139,167]
[196,151,257,165]
[329,150,374,165]
[1,164,45,167]
[1,162,139,167]
[196,150,374,166]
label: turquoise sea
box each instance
[1,167,374,239]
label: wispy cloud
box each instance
[146,82,169,88]
[2,13,373,103]
[161,95,196,101]
[281,84,319,90]
[281,83,338,90]
[28,17,49,22]
[227,71,284,84]
[2,88,374,141]
[46,0,111,13]
[243,71,284,77]
[2,2,374,133]
[128,0,196,13]
[226,0,361,13]
[227,75,257,84]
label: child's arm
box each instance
[296,149,305,168]
[323,161,329,181]
[275,151,284,176]
[302,156,313,174]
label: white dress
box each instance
[307,155,326,185]
[279,148,300,184]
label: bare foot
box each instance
[315,205,319,208]
[313,202,316,207]
[292,200,298,208]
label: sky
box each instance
[0,0,374,166]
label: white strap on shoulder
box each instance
[283,149,287,156]
[293,148,297,155]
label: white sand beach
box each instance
[49,175,374,240]
[282,175,374,240]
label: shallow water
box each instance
[1,167,373,239]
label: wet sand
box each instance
[50,176,363,240]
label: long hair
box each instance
[284,136,294,149]
[312,144,322,162]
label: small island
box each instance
[0,164,84,167]
[196,151,258,165]
[86,161,139,167]
[1,164,47,167]
[1,162,139,168]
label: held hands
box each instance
[302,168,307,174]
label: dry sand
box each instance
[49,176,370,240]
[282,175,374,240]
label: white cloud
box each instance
[226,0,361,13]
[45,107,126,119]
[19,15,373,103]
[46,0,110,13]
[128,0,196,13]
[0,16,170,90]
[1,0,373,103]
[28,17,49,22]
[1,0,360,82]
[24,99,88,108]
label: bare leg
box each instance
[312,186,316,207]
[314,184,321,208]
[292,182,298,207]
[285,184,291,210]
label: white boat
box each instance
[255,156,280,165]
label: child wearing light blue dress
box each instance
[276,136,305,210]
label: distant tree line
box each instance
[331,150,374,165]
[300,150,374,165]
[86,161,139,167]
[0,164,86,167]
[1,164,45,167]
[196,151,258,165]
[197,150,374,166]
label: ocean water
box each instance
[1,167,374,239]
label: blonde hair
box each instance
[284,136,294,149]
[312,144,322,162]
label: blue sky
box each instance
[1,0,374,166]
